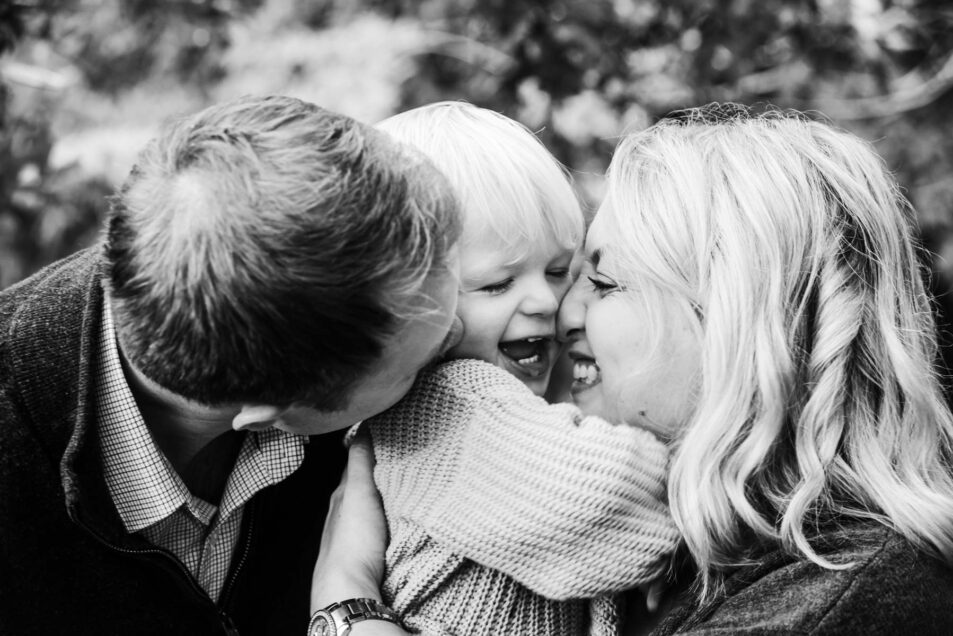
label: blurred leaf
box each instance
[0,1,26,55]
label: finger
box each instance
[346,431,377,482]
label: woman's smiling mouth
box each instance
[572,359,600,386]
[568,350,602,393]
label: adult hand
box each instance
[311,430,389,610]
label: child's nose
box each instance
[521,278,559,317]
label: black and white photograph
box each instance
[1,1,952,634]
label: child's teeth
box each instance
[518,354,541,365]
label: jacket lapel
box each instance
[4,246,130,535]
[7,247,103,455]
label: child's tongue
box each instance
[498,338,551,380]
[499,339,540,362]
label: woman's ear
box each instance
[232,404,286,431]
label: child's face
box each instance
[448,230,577,396]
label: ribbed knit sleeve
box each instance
[367,359,680,602]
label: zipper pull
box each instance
[220,610,240,635]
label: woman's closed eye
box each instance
[587,274,620,297]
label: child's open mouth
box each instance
[498,337,552,379]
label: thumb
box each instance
[346,429,376,483]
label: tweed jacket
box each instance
[0,246,347,636]
[651,524,953,635]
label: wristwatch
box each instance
[307,598,403,636]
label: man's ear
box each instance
[232,404,286,431]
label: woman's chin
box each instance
[570,381,609,419]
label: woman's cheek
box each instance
[613,357,697,440]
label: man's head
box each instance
[106,95,461,430]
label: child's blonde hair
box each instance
[377,101,583,252]
[600,104,953,597]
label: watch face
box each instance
[310,615,334,636]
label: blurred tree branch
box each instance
[0,59,77,90]
[813,50,953,120]
[412,31,514,76]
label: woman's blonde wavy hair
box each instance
[599,104,953,596]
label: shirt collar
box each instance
[94,296,307,532]
[95,298,189,532]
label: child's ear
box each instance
[232,404,286,431]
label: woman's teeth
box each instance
[573,360,600,386]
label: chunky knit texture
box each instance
[367,359,680,636]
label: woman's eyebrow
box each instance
[589,248,602,268]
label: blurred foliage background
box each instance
[2,0,953,381]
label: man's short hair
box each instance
[106,95,460,410]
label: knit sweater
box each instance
[366,359,681,636]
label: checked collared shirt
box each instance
[93,298,307,601]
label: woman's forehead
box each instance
[585,203,613,258]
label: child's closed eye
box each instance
[478,278,514,294]
[546,268,570,280]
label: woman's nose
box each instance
[557,276,588,342]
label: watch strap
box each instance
[308,598,402,636]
